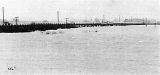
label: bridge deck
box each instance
[0,23,151,33]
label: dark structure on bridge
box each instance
[0,22,148,33]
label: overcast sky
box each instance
[0,0,159,21]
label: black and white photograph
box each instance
[0,0,160,75]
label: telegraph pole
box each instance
[118,15,121,25]
[146,18,147,27]
[2,7,4,25]
[57,11,59,24]
[131,16,132,22]
[155,20,156,28]
[65,18,69,24]
[143,18,144,25]
[103,15,105,23]
[119,15,120,22]
[14,17,19,25]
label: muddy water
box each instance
[0,25,160,75]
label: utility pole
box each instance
[57,11,59,24]
[103,15,105,23]
[155,20,156,28]
[2,7,4,25]
[119,15,120,22]
[131,16,132,22]
[146,18,147,27]
[65,18,69,24]
[14,17,19,25]
[118,15,121,25]
[143,18,144,25]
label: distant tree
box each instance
[113,18,118,22]
[124,19,129,22]
[94,18,100,23]
[43,20,49,23]
[31,21,36,25]
[71,21,75,24]
[85,20,89,22]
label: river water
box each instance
[0,25,160,75]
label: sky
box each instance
[0,0,159,22]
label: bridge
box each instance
[0,22,152,33]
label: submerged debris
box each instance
[41,30,65,35]
[8,66,16,70]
